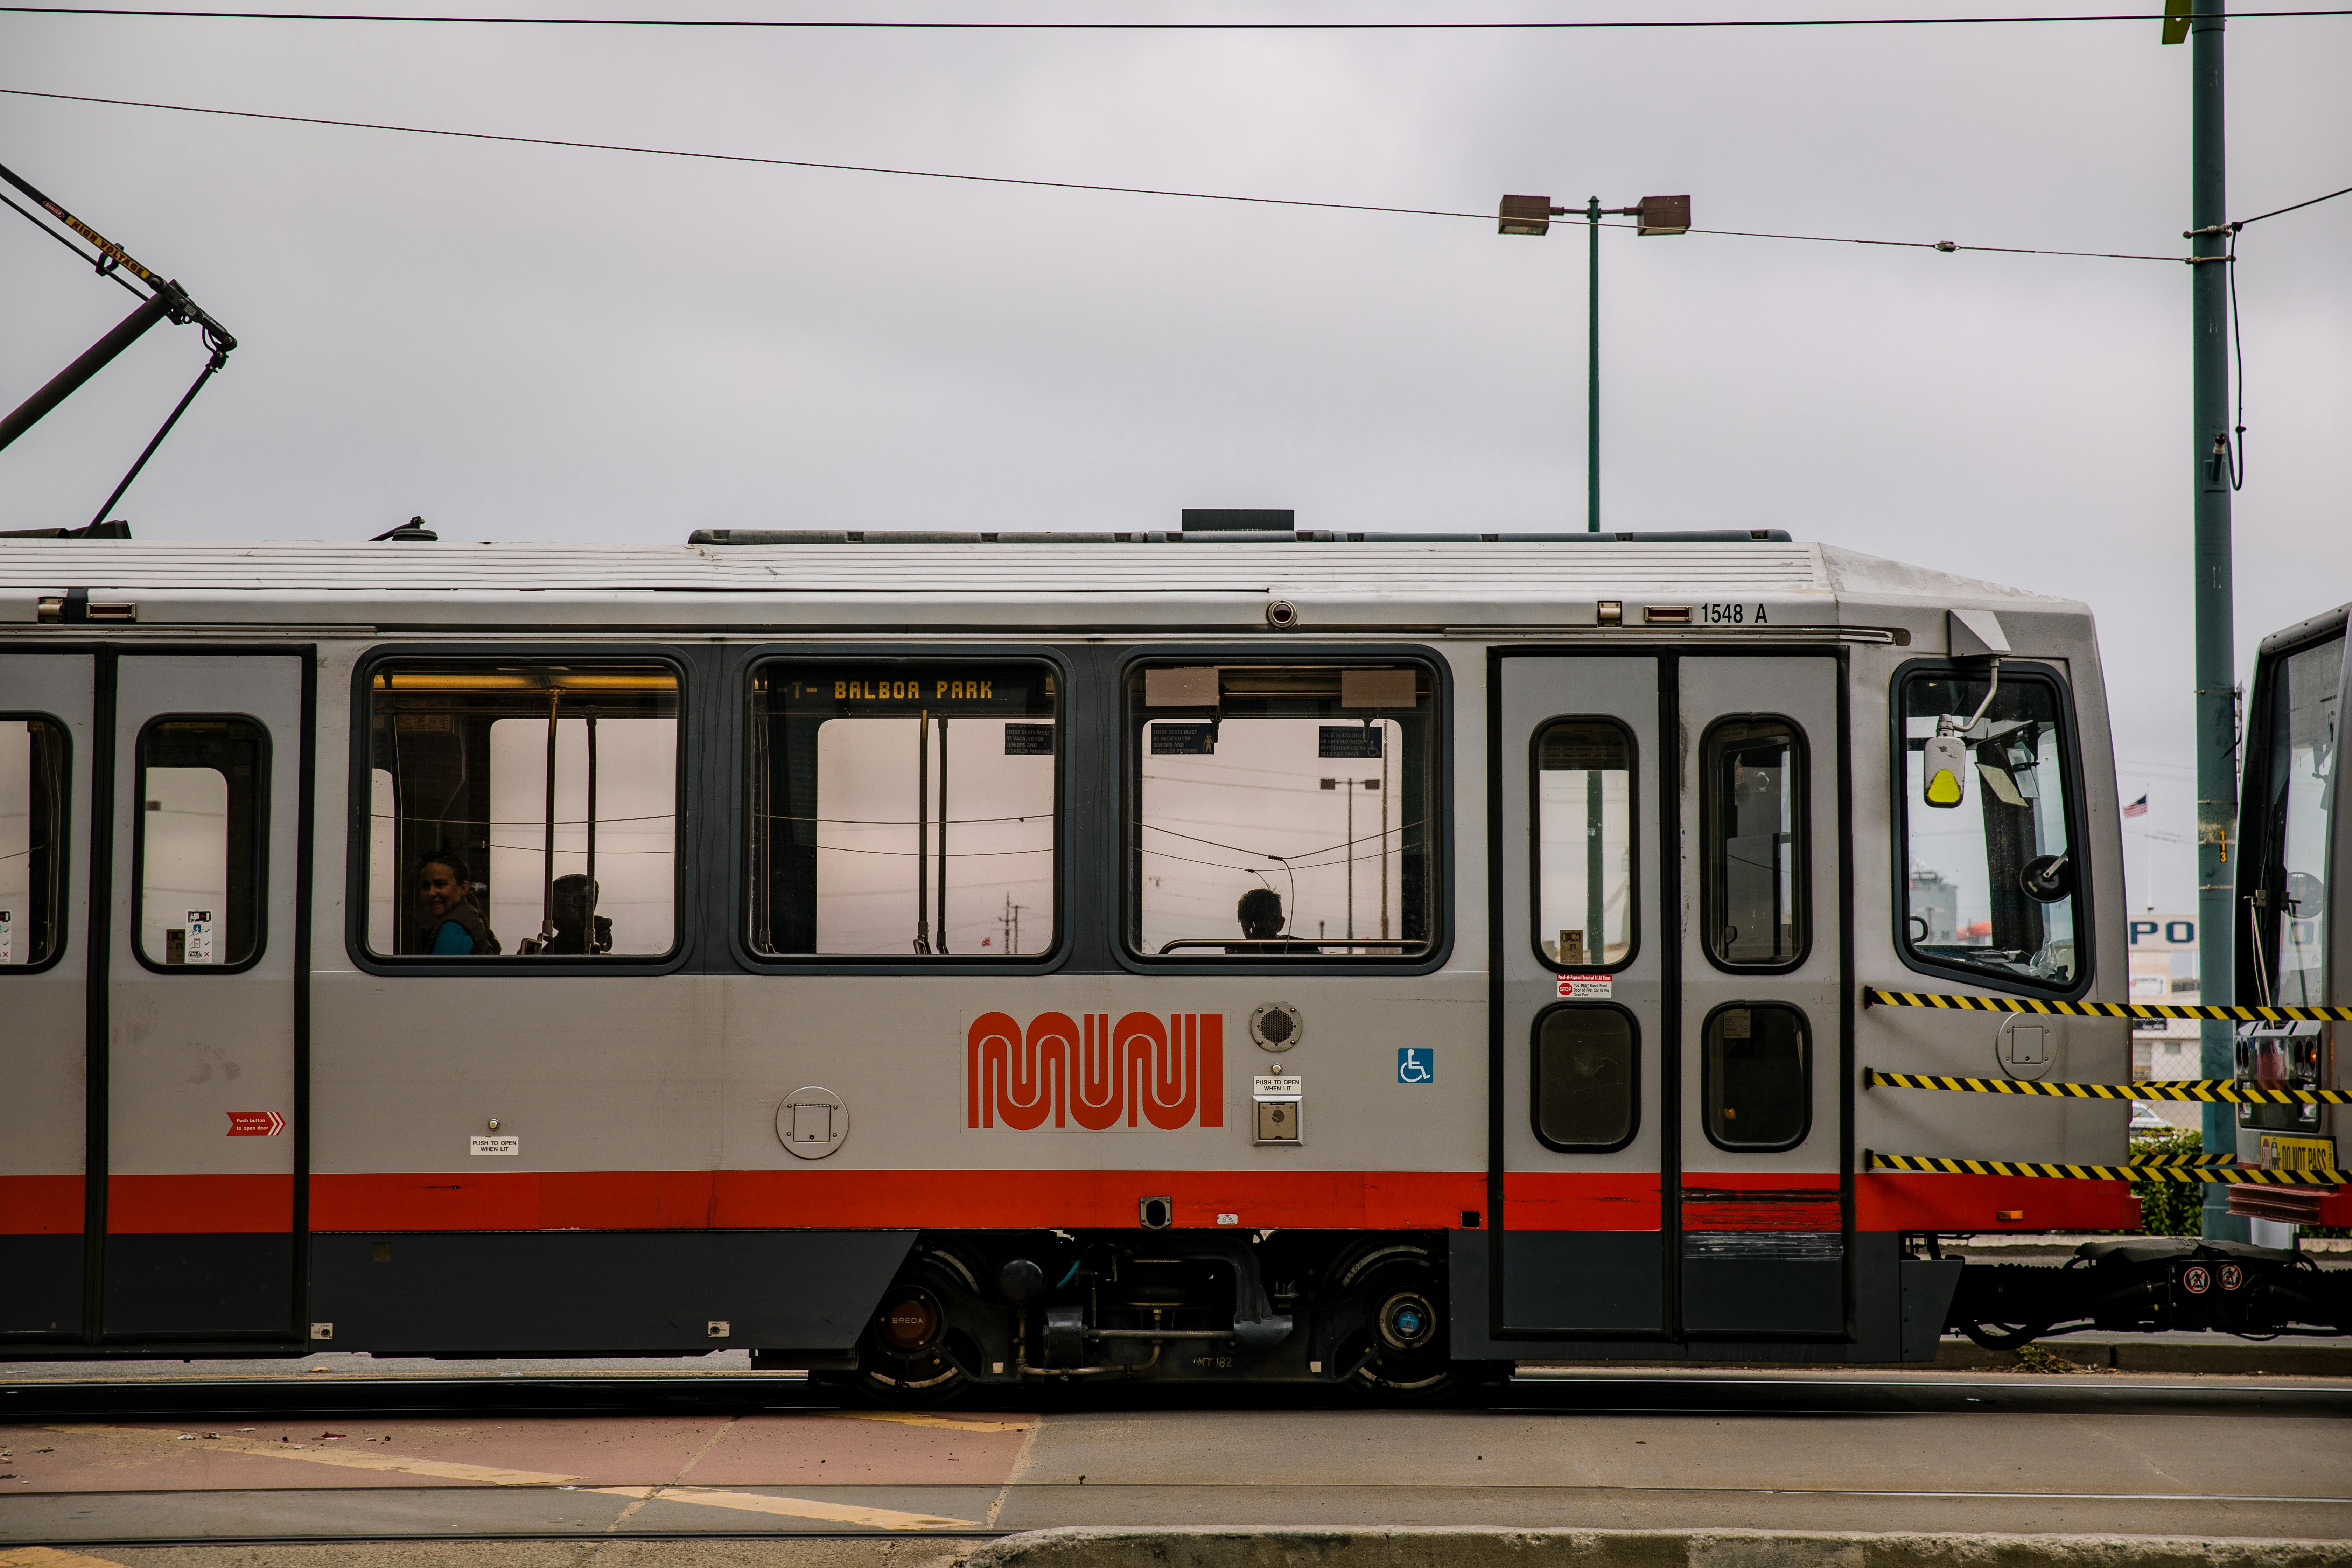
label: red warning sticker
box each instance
[226,1111,286,1136]
[1558,975,1614,999]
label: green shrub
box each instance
[2130,1126,2205,1236]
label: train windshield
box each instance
[1900,669,2081,988]
[747,660,1058,958]
[2246,632,2340,1008]
[365,663,681,959]
[1128,662,1436,961]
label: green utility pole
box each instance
[2183,0,2245,1240]
[1587,196,1603,533]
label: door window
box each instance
[1702,1002,1811,1151]
[1532,1004,1638,1150]
[1129,663,1435,960]
[136,716,267,968]
[749,660,1057,957]
[0,717,68,967]
[1533,720,1634,968]
[1701,717,1807,970]
[366,662,680,959]
[1899,668,2082,989]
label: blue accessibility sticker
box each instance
[1396,1047,1434,1085]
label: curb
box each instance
[1931,1339,2352,1376]
[962,1529,2352,1568]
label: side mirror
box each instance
[1922,734,1968,808]
[2021,853,2074,903]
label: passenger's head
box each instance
[1237,887,1285,940]
[552,874,599,932]
[416,854,474,921]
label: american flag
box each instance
[2124,793,2149,818]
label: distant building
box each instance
[2129,913,2203,1129]
[1909,868,1959,944]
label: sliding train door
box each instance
[0,654,93,1339]
[1673,655,1847,1338]
[100,651,308,1339]
[1492,653,1668,1335]
[1492,647,1847,1343]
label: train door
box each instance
[1674,656,1847,1338]
[1492,654,1668,1336]
[100,651,308,1339]
[1492,649,1846,1343]
[0,656,93,1339]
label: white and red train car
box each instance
[0,523,2280,1390]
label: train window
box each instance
[1700,717,1807,971]
[1534,720,1634,968]
[136,717,267,968]
[365,663,680,959]
[747,660,1057,957]
[1129,662,1436,960]
[0,718,68,968]
[1532,1004,1638,1151]
[1702,1002,1811,1151]
[1900,669,2081,989]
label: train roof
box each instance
[0,532,2084,637]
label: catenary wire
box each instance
[3,4,2349,26]
[0,86,2196,263]
[2236,182,2352,226]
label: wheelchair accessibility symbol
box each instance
[1396,1048,1434,1085]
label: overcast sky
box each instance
[4,1,2347,916]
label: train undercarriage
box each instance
[1941,1236,2352,1350]
[790,1230,1504,1402]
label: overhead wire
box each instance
[4,4,2349,26]
[0,85,2208,263]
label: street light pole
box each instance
[1498,193,1691,532]
[2183,0,2243,1240]
[1588,196,1603,533]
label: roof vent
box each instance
[371,516,439,543]
[1183,509,1295,534]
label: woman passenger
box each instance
[416,853,500,955]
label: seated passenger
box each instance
[538,874,614,955]
[417,854,500,955]
[1230,887,1315,953]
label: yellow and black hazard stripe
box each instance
[1864,1067,2352,1105]
[2127,1150,2241,1167]
[1864,986,2352,1023]
[1864,1150,2347,1186]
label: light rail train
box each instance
[2,522,2343,1392]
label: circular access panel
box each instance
[1250,1001,1304,1052]
[776,1086,850,1160]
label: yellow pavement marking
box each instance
[0,1550,134,1568]
[43,1425,580,1487]
[590,1485,979,1530]
[822,1411,1032,1434]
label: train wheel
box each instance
[849,1248,980,1406]
[1335,1244,1459,1401]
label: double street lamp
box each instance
[1497,193,1691,532]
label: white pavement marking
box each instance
[825,1411,1033,1434]
[588,1484,980,1529]
[41,1425,580,1486]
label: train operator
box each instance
[417,854,500,956]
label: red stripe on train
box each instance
[4,1169,2255,1234]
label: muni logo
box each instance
[966,1011,1225,1131]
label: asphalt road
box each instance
[3,1363,2348,1549]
